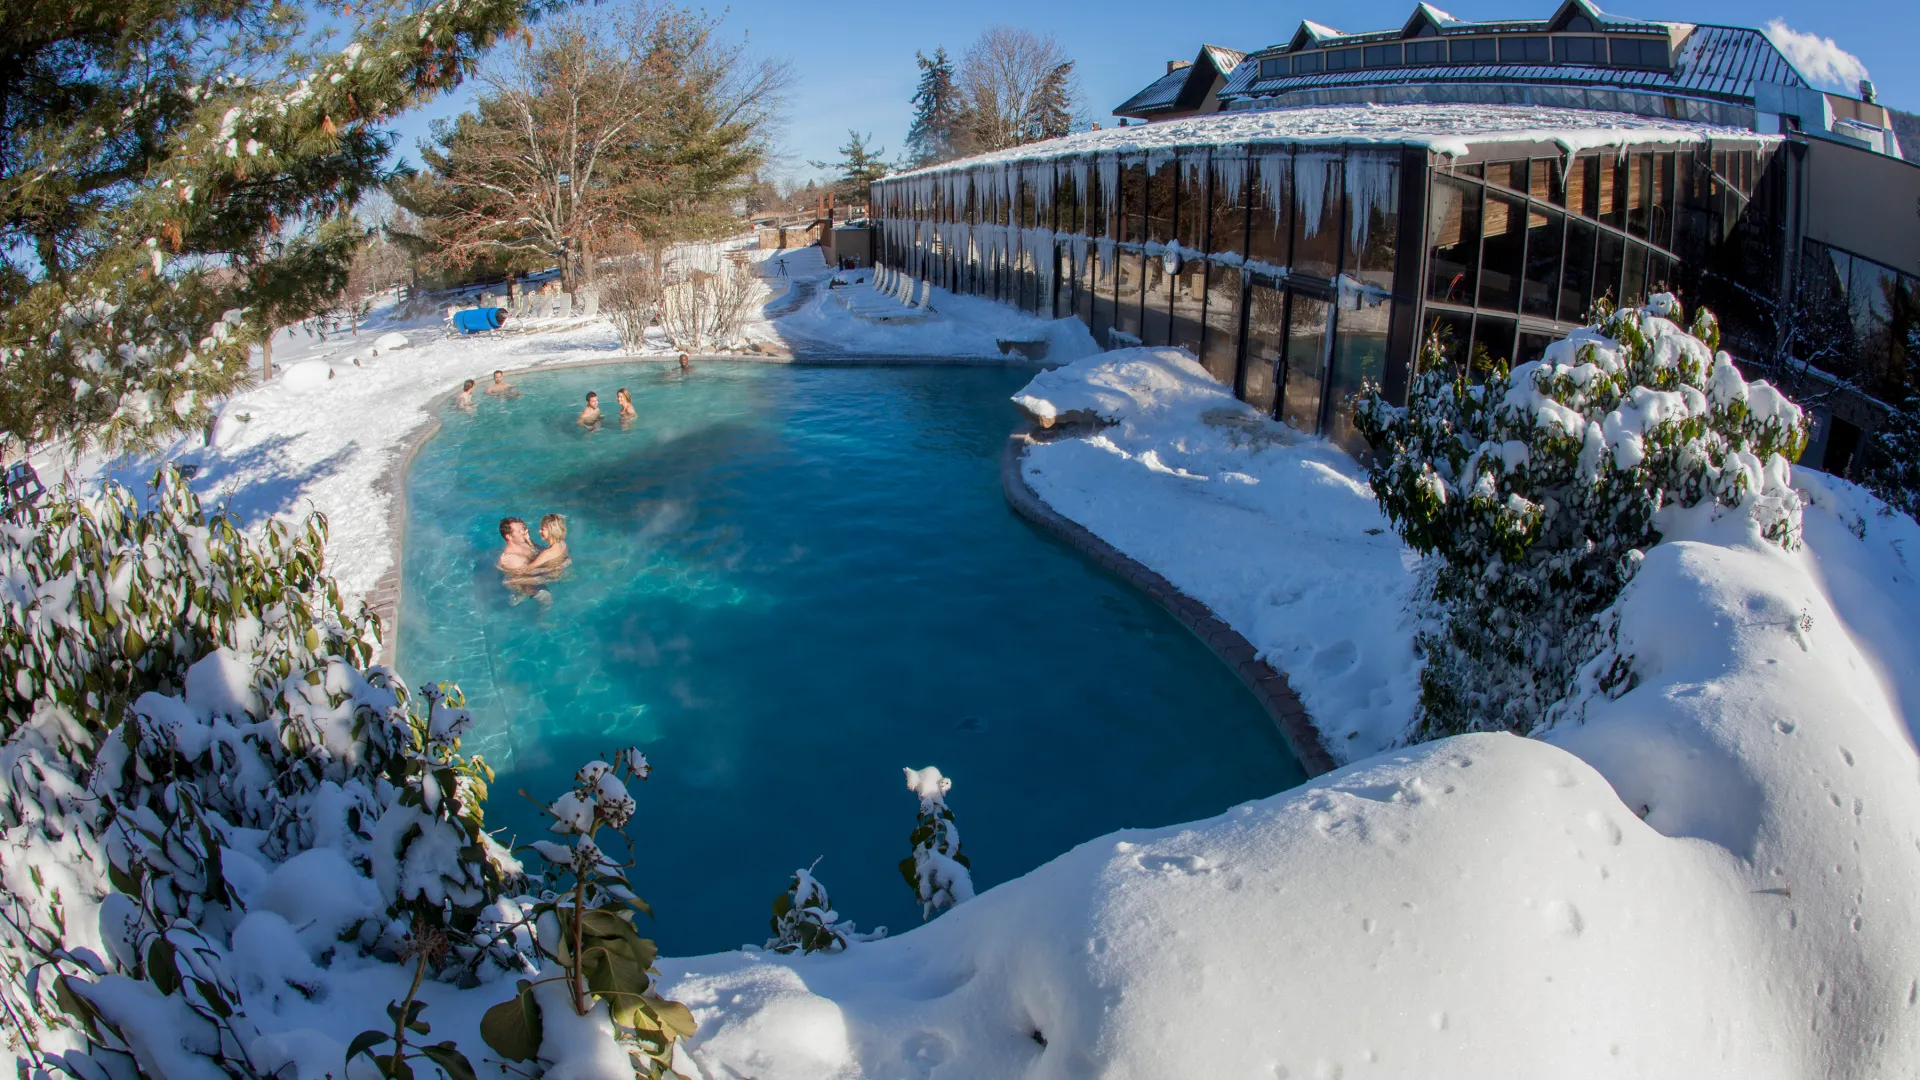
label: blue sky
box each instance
[384,0,1912,188]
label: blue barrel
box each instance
[452,307,507,334]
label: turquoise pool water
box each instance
[399,361,1305,954]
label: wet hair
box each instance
[492,369,504,378]
[499,516,524,539]
[463,378,476,391]
[586,391,598,403]
[617,388,630,399]
[540,513,567,540]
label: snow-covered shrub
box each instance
[1354,298,1807,738]
[1860,329,1920,522]
[898,766,973,921]
[658,262,757,352]
[766,861,881,954]
[0,474,528,1078]
[0,466,376,747]
[480,750,695,1078]
[601,263,662,355]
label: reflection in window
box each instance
[1088,162,1109,239]
[1626,153,1651,239]
[1426,310,1473,371]
[1248,152,1291,267]
[1148,157,1177,246]
[1173,257,1208,355]
[1518,331,1556,366]
[1077,245,1097,327]
[1114,247,1143,339]
[1594,229,1625,306]
[1561,219,1596,321]
[1325,299,1391,454]
[1622,240,1648,305]
[1177,154,1209,250]
[1651,152,1675,248]
[1479,191,1525,312]
[1091,248,1116,342]
[1057,168,1079,235]
[1427,176,1481,305]
[1474,314,1516,370]
[1210,157,1248,258]
[1142,255,1173,346]
[1568,155,1592,218]
[1120,159,1148,245]
[1244,281,1286,416]
[1292,153,1341,279]
[1522,207,1563,318]
[1054,242,1076,320]
[1281,291,1331,432]
[1202,263,1244,388]
[1487,160,1527,192]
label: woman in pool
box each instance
[521,513,570,574]
[504,513,569,605]
[616,388,637,423]
[455,378,477,410]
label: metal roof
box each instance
[1219,25,1807,106]
[1115,45,1248,118]
[1115,67,1193,116]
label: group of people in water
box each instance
[458,353,696,604]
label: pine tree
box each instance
[1030,61,1077,141]
[905,48,962,166]
[810,131,890,206]
[0,0,546,455]
[1860,326,1920,522]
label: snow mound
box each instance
[1016,348,1419,753]
[281,360,334,390]
[372,331,410,354]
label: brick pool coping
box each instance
[1000,424,1339,778]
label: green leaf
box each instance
[146,938,179,996]
[479,985,542,1063]
[417,1042,478,1080]
[650,996,698,1039]
[347,1029,388,1065]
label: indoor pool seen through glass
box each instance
[399,361,1306,954]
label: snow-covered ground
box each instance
[35,262,1920,1078]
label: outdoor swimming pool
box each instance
[399,361,1305,954]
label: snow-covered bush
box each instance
[601,264,662,355]
[765,862,881,955]
[658,262,757,352]
[1354,298,1807,738]
[898,766,973,921]
[479,750,695,1079]
[1860,329,1920,522]
[0,473,529,1078]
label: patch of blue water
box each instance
[400,362,1305,955]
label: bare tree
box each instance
[400,4,790,290]
[956,27,1082,154]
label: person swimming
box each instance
[578,391,601,428]
[486,369,516,395]
[497,517,535,572]
[616,387,637,421]
[455,378,477,410]
[678,353,693,373]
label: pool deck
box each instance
[1000,423,1339,778]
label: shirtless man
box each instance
[578,391,601,428]
[455,378,477,410]
[486,370,515,396]
[616,388,637,421]
[677,353,693,373]
[497,517,535,572]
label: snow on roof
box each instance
[1300,20,1344,40]
[884,103,1771,181]
[1114,66,1194,116]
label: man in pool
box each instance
[497,517,535,572]
[678,353,693,373]
[486,369,515,395]
[578,391,601,428]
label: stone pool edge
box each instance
[1000,424,1339,778]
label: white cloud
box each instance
[1764,19,1871,92]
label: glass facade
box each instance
[873,134,1780,458]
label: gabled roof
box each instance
[1545,0,1664,32]
[1288,21,1346,51]
[1114,45,1247,119]
[1401,4,1461,37]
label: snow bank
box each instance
[1016,347,1419,755]
[773,270,1096,363]
[282,359,335,390]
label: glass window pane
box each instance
[1177,153,1209,251]
[1210,156,1248,257]
[1522,207,1563,318]
[1148,156,1177,246]
[1077,243,1096,327]
[1533,159,1562,206]
[1652,152,1675,249]
[1174,256,1208,355]
[1488,160,1528,192]
[1292,153,1341,279]
[1202,263,1243,387]
[1325,299,1392,454]
[1479,191,1525,311]
[1850,257,1901,395]
[1626,152,1651,239]
[1089,161,1109,239]
[1019,168,1036,229]
[1621,239,1648,305]
[1561,219,1597,321]
[1425,309,1473,370]
[1345,153,1400,290]
[1280,290,1330,431]
[1517,330,1556,366]
[1120,159,1148,245]
[1114,247,1143,340]
[1248,151,1291,267]
[1244,281,1286,416]
[1054,241,1075,319]
[1427,176,1482,305]
[1473,314,1516,370]
[1594,229,1625,306]
[1568,154,1594,218]
[1091,246,1116,342]
[1142,254,1173,346]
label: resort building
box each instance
[869,1,1920,471]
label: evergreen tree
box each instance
[905,48,962,166]
[1860,326,1920,522]
[1030,61,1077,141]
[810,131,890,205]
[0,0,547,455]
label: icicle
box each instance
[1345,153,1399,248]
[1147,147,1177,171]
[1182,149,1209,188]
[1215,155,1248,210]
[1295,151,1334,238]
